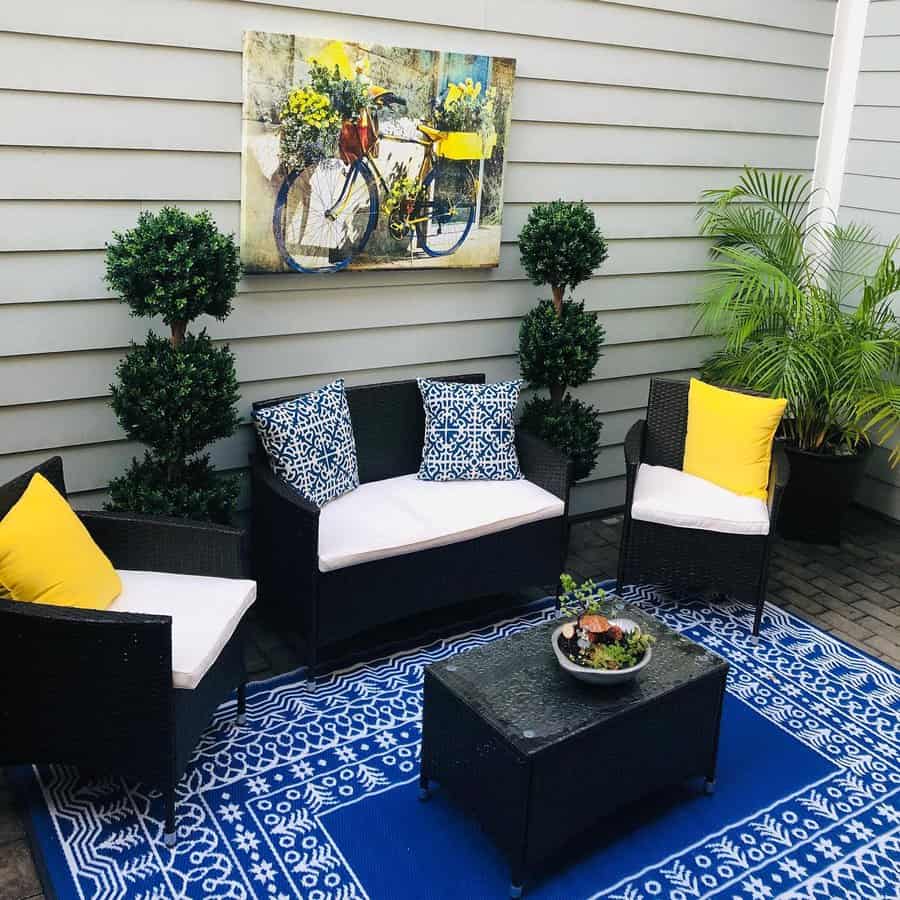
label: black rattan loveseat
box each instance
[251,374,572,672]
[617,378,789,638]
[0,457,252,847]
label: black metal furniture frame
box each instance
[616,377,789,638]
[0,457,250,847]
[251,374,572,673]
[420,611,729,897]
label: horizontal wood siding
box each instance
[840,0,900,521]
[0,0,833,515]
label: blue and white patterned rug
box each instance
[11,583,900,899]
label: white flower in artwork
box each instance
[251,859,277,884]
[247,776,270,796]
[235,830,261,853]
[334,746,358,763]
[374,732,397,749]
[741,875,773,900]
[876,803,899,824]
[291,761,315,780]
[218,802,243,823]
[844,819,874,841]
[813,837,842,861]
[778,857,808,880]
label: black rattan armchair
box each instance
[616,378,789,638]
[251,374,573,673]
[0,457,251,847]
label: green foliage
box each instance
[586,628,654,671]
[519,299,605,394]
[308,62,369,121]
[111,331,240,462]
[429,79,498,134]
[381,162,419,217]
[520,395,603,481]
[107,453,240,525]
[516,203,608,482]
[518,200,608,299]
[105,207,241,328]
[558,573,605,617]
[698,167,900,463]
[278,85,341,171]
[105,209,242,523]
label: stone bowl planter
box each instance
[551,618,653,686]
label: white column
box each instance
[810,0,870,225]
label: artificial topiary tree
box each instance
[104,207,242,523]
[517,201,608,481]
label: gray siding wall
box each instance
[841,0,900,521]
[0,0,835,514]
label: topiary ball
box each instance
[520,394,603,482]
[518,200,608,294]
[105,207,241,326]
[106,452,240,524]
[518,298,605,394]
[110,330,240,460]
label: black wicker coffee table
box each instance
[419,606,728,897]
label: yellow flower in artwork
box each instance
[444,82,463,108]
[283,86,340,130]
[461,78,481,98]
[308,40,354,79]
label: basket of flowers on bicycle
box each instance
[428,79,499,161]
[277,44,375,172]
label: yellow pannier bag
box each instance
[436,130,497,160]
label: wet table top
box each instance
[426,606,728,756]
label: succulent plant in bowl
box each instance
[553,574,655,684]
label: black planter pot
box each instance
[777,444,871,545]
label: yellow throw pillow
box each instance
[0,473,121,609]
[683,379,787,500]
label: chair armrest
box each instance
[767,441,790,518]
[79,511,248,579]
[251,456,320,611]
[516,429,573,502]
[0,599,173,769]
[622,419,647,515]
[624,419,646,469]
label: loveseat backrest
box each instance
[251,374,485,485]
[644,378,690,470]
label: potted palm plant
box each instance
[698,168,900,544]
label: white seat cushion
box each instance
[631,463,770,536]
[109,570,256,690]
[318,474,565,572]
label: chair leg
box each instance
[236,681,247,727]
[164,786,176,847]
[615,517,631,597]
[749,583,766,643]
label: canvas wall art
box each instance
[240,31,516,274]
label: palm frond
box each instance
[696,168,900,465]
[858,380,900,466]
[825,222,881,302]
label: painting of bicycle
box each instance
[240,31,516,274]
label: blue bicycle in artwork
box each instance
[272,59,497,274]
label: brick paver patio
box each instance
[2,505,897,899]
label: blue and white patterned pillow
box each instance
[253,378,359,507]
[417,379,524,481]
